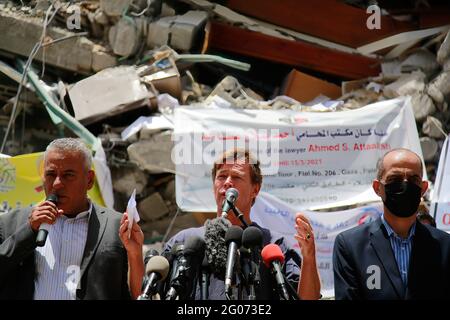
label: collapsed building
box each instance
[1,0,450,246]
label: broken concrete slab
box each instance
[383,71,426,98]
[437,30,450,65]
[111,166,149,195]
[410,93,436,122]
[68,65,153,125]
[127,131,175,174]
[100,0,132,17]
[423,116,446,139]
[108,17,140,57]
[427,71,450,105]
[92,45,117,72]
[400,49,439,77]
[420,136,439,161]
[160,178,175,202]
[0,10,116,74]
[137,192,169,221]
[147,10,208,51]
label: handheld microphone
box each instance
[36,193,58,247]
[224,225,243,298]
[221,188,239,218]
[261,243,290,300]
[138,255,170,300]
[165,236,205,300]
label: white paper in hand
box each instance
[126,189,140,239]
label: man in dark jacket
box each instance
[0,138,134,300]
[333,148,450,299]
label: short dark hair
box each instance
[376,148,423,180]
[211,149,262,186]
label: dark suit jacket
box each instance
[0,204,131,300]
[333,217,450,300]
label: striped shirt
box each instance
[34,202,92,300]
[381,215,416,286]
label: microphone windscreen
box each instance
[184,236,206,258]
[46,193,58,204]
[242,226,263,249]
[204,217,231,279]
[261,243,285,268]
[145,255,170,280]
[225,225,243,246]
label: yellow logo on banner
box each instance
[0,152,105,212]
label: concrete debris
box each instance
[420,137,439,161]
[422,116,446,139]
[0,9,116,74]
[111,165,149,195]
[400,49,439,77]
[127,131,175,174]
[437,30,450,65]
[383,71,426,98]
[109,17,140,57]
[147,10,208,52]
[410,93,436,122]
[68,65,154,124]
[427,71,450,106]
[100,0,133,17]
[137,192,169,221]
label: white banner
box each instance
[251,192,383,298]
[173,97,424,212]
[431,134,450,232]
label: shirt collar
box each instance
[381,214,416,240]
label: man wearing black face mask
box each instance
[333,148,450,300]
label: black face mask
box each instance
[382,180,422,218]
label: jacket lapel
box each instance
[369,219,405,299]
[77,204,108,289]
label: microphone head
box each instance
[184,236,206,258]
[171,243,185,257]
[144,249,159,265]
[242,226,263,249]
[261,243,285,268]
[225,188,239,203]
[225,225,243,246]
[145,255,170,280]
[46,193,58,204]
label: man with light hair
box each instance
[0,137,143,299]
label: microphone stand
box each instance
[239,249,260,300]
[230,205,248,229]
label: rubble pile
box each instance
[1,0,450,241]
